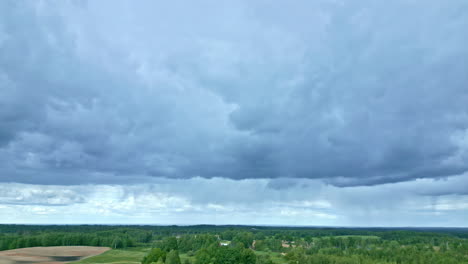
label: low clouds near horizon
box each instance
[2,175,468,226]
[1,0,468,225]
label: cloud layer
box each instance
[1,1,468,191]
[2,175,468,226]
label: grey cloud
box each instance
[267,178,300,190]
[0,1,467,187]
[1,177,468,226]
[411,174,468,196]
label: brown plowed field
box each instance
[0,246,110,264]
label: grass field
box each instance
[71,247,288,264]
[178,253,196,263]
[71,247,150,264]
[72,248,198,264]
[332,235,380,239]
[254,251,286,264]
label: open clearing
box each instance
[0,246,110,264]
[71,248,149,264]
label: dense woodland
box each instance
[1,225,468,264]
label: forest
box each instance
[1,225,468,264]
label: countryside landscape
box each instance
[1,0,468,263]
[1,225,468,264]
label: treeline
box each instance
[0,226,156,250]
[0,232,135,250]
[2,225,467,238]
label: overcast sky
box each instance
[1,0,468,226]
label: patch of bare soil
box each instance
[0,246,110,264]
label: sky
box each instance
[0,0,467,226]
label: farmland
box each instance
[0,246,109,264]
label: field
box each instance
[72,247,287,264]
[0,247,287,264]
[0,246,110,264]
[254,251,286,264]
[332,235,380,239]
[71,247,149,264]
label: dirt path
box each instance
[0,246,110,264]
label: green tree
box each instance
[112,237,124,249]
[240,248,256,264]
[256,255,274,264]
[233,232,254,248]
[195,248,212,264]
[166,250,181,264]
[142,248,166,264]
[161,237,179,251]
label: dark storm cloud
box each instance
[0,0,468,186]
